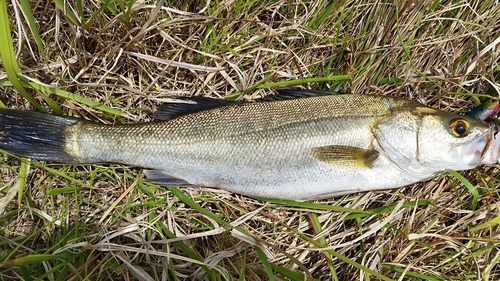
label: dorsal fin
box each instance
[153,90,343,120]
[153,97,234,120]
[261,89,344,101]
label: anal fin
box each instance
[311,145,379,168]
[143,170,193,186]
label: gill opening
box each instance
[414,109,423,166]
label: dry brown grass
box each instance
[1,0,500,280]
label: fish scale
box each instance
[0,90,499,200]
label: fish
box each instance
[0,89,499,201]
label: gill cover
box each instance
[373,106,493,175]
[371,109,419,169]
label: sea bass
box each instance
[0,90,499,201]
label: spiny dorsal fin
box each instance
[261,89,344,101]
[153,97,234,120]
[311,145,379,168]
[154,90,343,120]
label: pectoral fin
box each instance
[311,145,379,168]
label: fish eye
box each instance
[448,118,469,137]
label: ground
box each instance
[0,0,500,280]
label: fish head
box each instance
[372,106,499,176]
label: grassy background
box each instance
[1,0,500,280]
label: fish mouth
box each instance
[462,125,500,165]
[481,125,500,164]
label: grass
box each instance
[1,0,500,280]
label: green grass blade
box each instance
[270,264,318,281]
[19,0,46,60]
[263,198,372,214]
[0,0,44,111]
[8,254,59,266]
[447,170,478,210]
[242,75,351,95]
[239,249,247,281]
[255,246,275,281]
[167,187,228,227]
[24,81,123,116]
[155,219,216,279]
[382,264,440,281]
[344,200,431,220]
[85,0,117,29]
[51,0,80,26]
[289,221,395,281]
[34,90,63,114]
[330,250,393,281]
[0,81,123,116]
[308,2,336,29]
[0,156,93,188]
[470,214,500,232]
[308,212,338,280]
[17,159,29,204]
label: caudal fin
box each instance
[0,108,79,163]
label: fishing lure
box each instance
[467,99,500,121]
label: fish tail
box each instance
[0,108,80,163]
